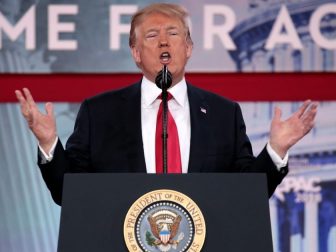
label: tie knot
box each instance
[158,92,173,101]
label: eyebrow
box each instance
[145,28,159,34]
[145,25,179,33]
[166,25,179,31]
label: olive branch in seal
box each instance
[146,231,157,247]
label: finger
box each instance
[15,90,31,117]
[296,100,311,118]
[273,106,282,123]
[15,90,27,104]
[302,106,318,125]
[310,102,319,111]
[23,88,36,107]
[304,120,315,135]
[301,101,318,121]
[301,110,318,136]
[45,102,54,117]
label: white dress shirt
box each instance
[141,76,190,173]
[40,76,288,171]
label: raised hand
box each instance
[15,88,57,153]
[269,100,318,158]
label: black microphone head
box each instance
[155,65,172,90]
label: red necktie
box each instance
[155,93,182,173]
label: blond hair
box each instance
[129,3,193,47]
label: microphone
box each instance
[155,65,172,90]
[155,65,172,174]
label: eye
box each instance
[146,32,157,39]
[169,31,178,36]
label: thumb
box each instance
[273,106,282,123]
[45,102,54,117]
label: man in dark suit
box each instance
[15,3,317,206]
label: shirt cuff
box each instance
[38,137,58,164]
[266,142,288,170]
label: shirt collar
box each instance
[141,76,188,108]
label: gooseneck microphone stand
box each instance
[155,65,172,174]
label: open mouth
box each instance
[160,52,171,63]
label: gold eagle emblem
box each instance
[147,209,184,250]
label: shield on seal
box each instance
[159,230,171,244]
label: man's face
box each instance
[131,13,193,86]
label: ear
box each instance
[131,46,141,64]
[186,42,193,59]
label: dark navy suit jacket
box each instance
[39,82,288,205]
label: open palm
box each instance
[270,100,318,158]
[15,88,57,153]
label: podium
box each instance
[57,173,273,251]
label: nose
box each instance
[159,41,168,48]
[159,34,169,48]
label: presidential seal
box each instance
[124,189,206,252]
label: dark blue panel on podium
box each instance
[58,173,273,251]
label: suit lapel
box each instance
[187,84,209,173]
[119,82,209,173]
[121,82,147,172]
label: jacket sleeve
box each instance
[233,102,288,197]
[38,100,92,205]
